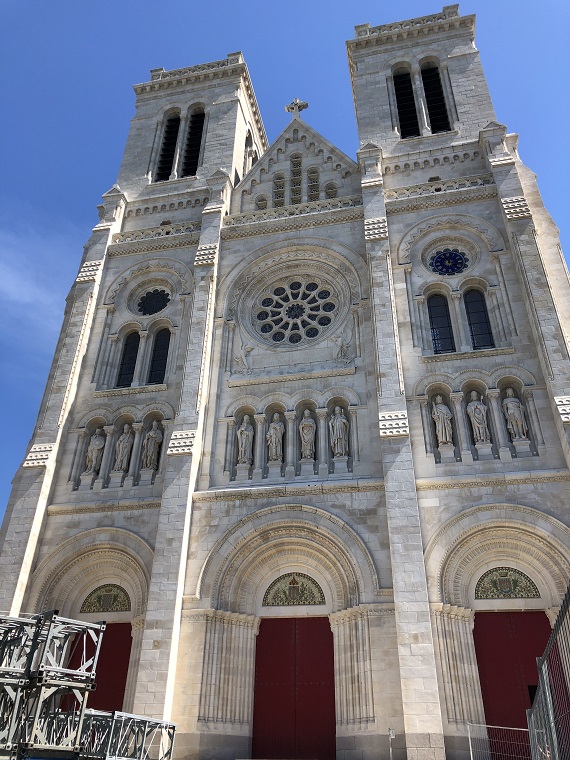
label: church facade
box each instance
[2,6,570,760]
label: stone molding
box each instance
[489,155,516,168]
[76,260,102,283]
[229,365,356,387]
[329,603,395,625]
[181,607,258,627]
[93,384,167,397]
[378,410,409,437]
[221,198,364,240]
[166,429,196,456]
[112,222,201,245]
[420,347,514,363]
[194,243,217,266]
[385,174,493,201]
[554,396,570,423]
[383,147,482,176]
[501,196,532,219]
[350,7,468,50]
[192,479,385,501]
[22,443,55,468]
[386,182,497,215]
[364,217,388,240]
[416,472,570,491]
[47,501,161,516]
[107,233,200,257]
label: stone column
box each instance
[430,605,485,725]
[223,419,236,478]
[487,390,512,462]
[284,411,296,479]
[123,422,144,489]
[487,288,507,345]
[69,429,89,488]
[385,75,399,132]
[420,400,435,457]
[524,389,545,448]
[132,332,148,386]
[252,414,266,482]
[416,296,430,352]
[101,334,120,389]
[412,69,430,136]
[316,409,329,478]
[451,394,474,464]
[93,425,115,491]
[490,253,517,336]
[439,62,459,127]
[450,292,470,351]
[123,615,146,713]
[349,409,360,465]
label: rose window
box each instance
[253,277,339,345]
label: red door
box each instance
[473,611,551,728]
[89,622,132,711]
[252,617,336,760]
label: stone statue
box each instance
[142,420,163,470]
[299,410,316,460]
[466,391,490,443]
[237,415,254,465]
[329,406,349,457]
[266,413,285,462]
[83,429,106,475]
[112,424,134,472]
[432,396,453,446]
[502,388,528,440]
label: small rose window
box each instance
[137,289,171,315]
[253,277,339,345]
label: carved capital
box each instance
[316,408,329,420]
[284,411,297,422]
[103,425,115,436]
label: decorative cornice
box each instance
[416,471,570,491]
[420,347,515,363]
[378,410,409,437]
[22,443,55,468]
[221,197,363,240]
[385,174,493,201]
[488,155,516,168]
[192,479,385,501]
[501,196,532,220]
[329,603,396,626]
[383,146,481,176]
[135,54,268,151]
[364,217,388,241]
[107,233,200,257]
[554,397,570,424]
[228,365,356,387]
[76,260,102,283]
[112,222,201,245]
[167,429,196,456]
[47,501,161,515]
[108,223,201,257]
[93,384,167,397]
[387,184,498,215]
[194,243,217,266]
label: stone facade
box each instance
[1,6,570,760]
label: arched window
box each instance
[464,289,495,350]
[155,114,181,182]
[428,295,455,354]
[273,173,285,207]
[324,183,337,199]
[147,328,171,385]
[421,64,451,133]
[181,109,205,177]
[290,154,302,204]
[307,167,319,201]
[393,71,420,138]
[116,332,140,388]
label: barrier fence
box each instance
[468,723,532,760]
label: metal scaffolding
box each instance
[0,611,175,760]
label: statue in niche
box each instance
[266,413,285,462]
[113,424,134,472]
[237,415,254,465]
[329,406,349,457]
[466,391,491,443]
[299,410,316,460]
[502,388,528,441]
[83,429,106,475]
[142,420,163,470]
[432,396,453,447]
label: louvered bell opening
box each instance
[273,175,285,208]
[421,66,451,133]
[308,169,319,201]
[393,73,421,139]
[155,117,181,182]
[181,111,205,177]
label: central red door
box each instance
[252,617,336,760]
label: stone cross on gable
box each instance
[285,98,308,120]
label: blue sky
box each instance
[1,1,568,515]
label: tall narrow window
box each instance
[307,167,319,201]
[421,65,451,133]
[464,290,494,350]
[290,155,302,204]
[147,329,171,385]
[243,131,253,177]
[116,333,140,388]
[428,295,455,354]
[273,173,285,208]
[181,109,205,177]
[393,72,420,138]
[155,115,181,182]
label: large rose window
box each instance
[252,277,339,345]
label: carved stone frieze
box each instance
[166,429,196,455]
[192,478,384,501]
[554,396,570,423]
[416,472,570,491]
[107,234,200,257]
[76,260,102,283]
[194,244,217,266]
[93,384,167,397]
[228,365,355,387]
[112,222,201,245]
[385,174,493,201]
[421,347,515,363]
[22,443,55,468]
[501,196,532,219]
[383,147,482,176]
[386,181,497,215]
[364,217,388,240]
[378,410,409,437]
[225,195,363,226]
[351,6,465,50]
[47,501,160,515]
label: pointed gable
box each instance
[231,119,361,214]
